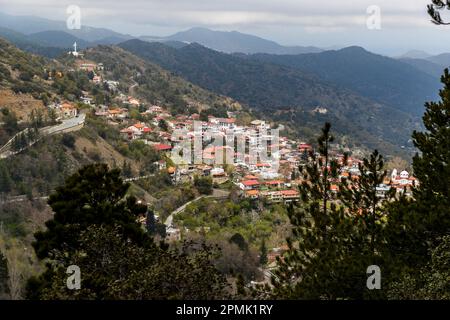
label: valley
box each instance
[0,7,449,302]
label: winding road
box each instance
[164,189,230,227]
[0,113,86,159]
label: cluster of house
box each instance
[69,56,419,205]
[376,168,418,197]
[73,58,120,88]
[109,108,308,202]
[48,101,78,120]
[90,97,422,203]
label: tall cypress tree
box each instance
[0,251,9,298]
[259,239,268,266]
[0,160,12,194]
[146,209,157,235]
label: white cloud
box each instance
[0,0,447,54]
[0,0,434,28]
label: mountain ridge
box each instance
[246,47,441,116]
[118,39,421,156]
[0,11,133,43]
[148,27,324,55]
[27,30,91,49]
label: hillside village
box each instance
[0,5,449,302]
[0,43,420,244]
[39,52,420,244]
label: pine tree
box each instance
[267,126,398,299]
[411,68,450,243]
[340,150,395,256]
[387,235,450,299]
[28,226,228,300]
[270,123,355,299]
[32,163,149,260]
[383,69,450,289]
[339,150,396,299]
[386,69,450,270]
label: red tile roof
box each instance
[153,144,172,151]
[242,180,260,187]
[281,190,299,196]
[265,180,284,185]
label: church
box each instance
[68,42,84,58]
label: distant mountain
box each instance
[0,27,66,58]
[246,47,441,115]
[398,50,432,60]
[27,31,91,49]
[426,53,450,68]
[91,35,135,45]
[398,58,445,78]
[0,11,133,43]
[0,12,321,55]
[0,12,134,57]
[141,27,323,55]
[119,39,421,156]
[140,40,189,50]
[0,26,40,50]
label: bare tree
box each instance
[0,234,41,300]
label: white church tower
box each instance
[72,42,79,57]
[391,169,398,181]
[69,42,82,57]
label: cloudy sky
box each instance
[1,0,450,55]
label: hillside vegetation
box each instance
[247,47,441,116]
[81,45,243,114]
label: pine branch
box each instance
[428,1,450,25]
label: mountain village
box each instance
[55,49,420,208]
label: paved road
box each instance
[43,113,86,135]
[129,76,139,94]
[0,114,86,159]
[164,189,230,227]
[0,195,49,204]
[123,174,155,182]
[165,195,204,227]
